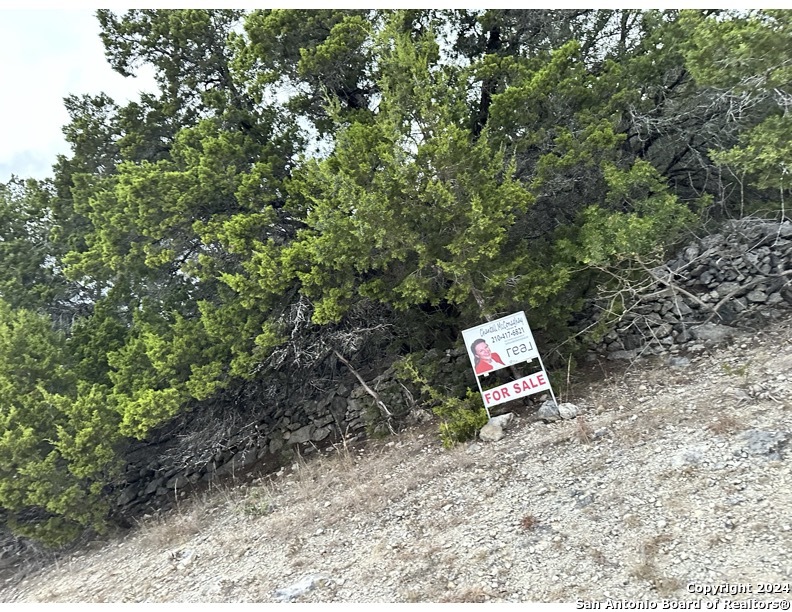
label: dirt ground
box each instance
[2,317,792,603]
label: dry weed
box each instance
[630,533,681,596]
[707,414,742,435]
[285,535,306,558]
[136,512,204,550]
[615,406,678,446]
[291,451,334,503]
[630,560,656,583]
[616,423,648,446]
[587,546,611,567]
[237,484,275,517]
[404,587,432,602]
[623,514,641,528]
[420,543,445,560]
[259,438,411,537]
[278,431,452,527]
[440,586,489,603]
[707,533,728,548]
[653,576,684,597]
[640,533,673,557]
[520,514,540,531]
[575,416,594,444]
[290,558,307,570]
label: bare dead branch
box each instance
[333,349,396,435]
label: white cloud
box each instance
[0,9,158,182]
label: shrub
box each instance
[432,390,488,448]
[394,353,486,446]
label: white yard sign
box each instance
[461,311,555,414]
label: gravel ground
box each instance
[2,318,792,604]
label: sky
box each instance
[0,9,158,183]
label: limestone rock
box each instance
[311,426,332,442]
[746,289,768,303]
[289,425,314,445]
[557,403,579,420]
[537,400,561,422]
[116,486,140,506]
[268,435,284,455]
[274,574,328,602]
[740,429,790,460]
[489,413,515,430]
[670,444,707,468]
[479,422,505,442]
[607,349,640,361]
[144,477,164,496]
[668,356,691,368]
[673,300,693,316]
[716,282,743,298]
[690,323,734,345]
[165,474,189,490]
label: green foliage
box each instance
[712,115,792,193]
[103,306,235,439]
[572,160,698,266]
[394,352,483,445]
[0,179,69,313]
[239,9,375,133]
[283,20,534,324]
[433,391,489,448]
[238,486,274,517]
[6,8,792,544]
[682,10,792,92]
[683,10,792,197]
[720,361,750,380]
[0,300,119,544]
[97,9,247,119]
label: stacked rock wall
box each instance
[592,218,792,360]
[113,348,472,517]
[115,368,398,515]
[115,218,792,516]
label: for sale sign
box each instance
[461,311,539,376]
[461,311,555,411]
[479,371,552,409]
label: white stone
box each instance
[489,413,515,430]
[274,574,328,602]
[479,422,505,442]
[557,403,579,419]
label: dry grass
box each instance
[612,401,688,446]
[440,586,489,603]
[236,484,276,517]
[706,414,742,435]
[630,533,682,597]
[9,320,792,603]
[575,415,594,444]
[520,514,540,531]
[586,546,611,567]
[707,533,729,548]
[241,425,475,550]
[135,511,205,550]
[404,587,432,602]
[623,513,641,528]
[289,445,354,503]
[639,533,674,558]
[651,576,684,597]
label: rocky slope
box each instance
[2,317,792,603]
